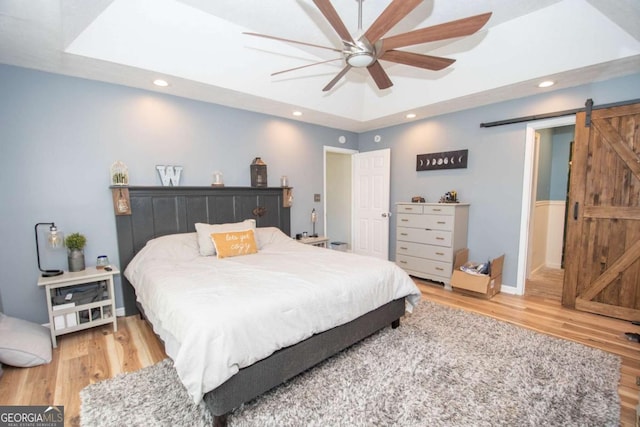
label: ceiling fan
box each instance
[244,0,492,91]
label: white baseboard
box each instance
[545,262,562,269]
[116,307,126,317]
[499,284,518,295]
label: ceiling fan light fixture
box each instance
[346,52,375,68]
[153,79,169,87]
[538,80,555,88]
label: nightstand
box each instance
[299,236,329,248]
[37,267,119,348]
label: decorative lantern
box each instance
[110,161,129,186]
[250,157,267,187]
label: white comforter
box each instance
[125,227,421,403]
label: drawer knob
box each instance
[433,208,442,212]
[437,221,446,224]
[436,237,444,240]
[401,219,408,222]
[436,252,444,256]
[399,261,407,264]
[400,247,408,250]
[435,267,444,271]
[401,233,408,236]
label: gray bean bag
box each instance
[0,312,52,367]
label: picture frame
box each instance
[417,149,468,171]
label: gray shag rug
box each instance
[80,301,620,426]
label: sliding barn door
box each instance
[562,103,640,321]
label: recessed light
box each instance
[406,113,416,119]
[538,80,554,88]
[153,79,169,87]
[292,111,302,116]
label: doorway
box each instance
[517,116,576,296]
[324,146,357,251]
[324,147,392,259]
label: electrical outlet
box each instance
[314,194,321,202]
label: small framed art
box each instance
[417,149,468,171]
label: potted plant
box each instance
[65,232,87,272]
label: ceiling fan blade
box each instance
[271,58,344,76]
[380,12,492,51]
[313,0,354,44]
[379,50,455,71]
[243,32,343,53]
[364,0,422,45]
[367,60,393,90]
[323,65,352,92]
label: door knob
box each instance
[381,212,392,218]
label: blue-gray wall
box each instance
[1,62,639,324]
[535,126,572,202]
[359,72,640,293]
[0,64,357,323]
[549,126,574,201]
[536,128,554,201]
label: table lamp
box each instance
[311,208,317,237]
[34,222,64,277]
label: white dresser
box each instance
[395,203,469,289]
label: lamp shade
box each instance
[47,224,64,248]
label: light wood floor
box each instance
[0,315,167,427]
[525,266,564,301]
[1,281,638,426]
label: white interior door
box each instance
[352,148,391,259]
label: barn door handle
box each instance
[573,202,579,220]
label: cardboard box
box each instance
[450,248,505,299]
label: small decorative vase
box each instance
[68,249,85,272]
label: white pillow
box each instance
[195,219,256,256]
[125,232,200,285]
[254,227,292,248]
[0,313,52,367]
[140,232,200,261]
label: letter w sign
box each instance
[156,165,183,186]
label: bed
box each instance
[113,186,421,426]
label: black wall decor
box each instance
[417,149,468,171]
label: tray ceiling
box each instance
[1,0,639,132]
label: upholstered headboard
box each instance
[113,186,291,315]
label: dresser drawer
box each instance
[396,241,453,261]
[396,254,452,277]
[397,227,452,247]
[397,213,453,231]
[397,204,423,214]
[423,205,455,215]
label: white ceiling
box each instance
[1,0,639,132]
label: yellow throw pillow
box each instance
[210,229,258,259]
